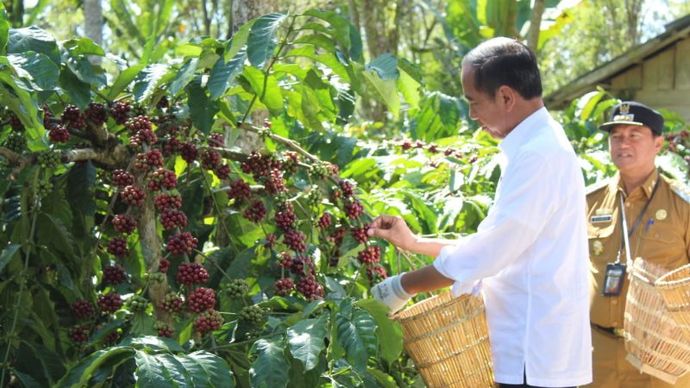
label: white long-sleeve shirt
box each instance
[433,107,592,386]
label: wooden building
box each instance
[545,14,690,121]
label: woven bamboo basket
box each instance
[624,258,690,384]
[393,291,493,387]
[656,263,690,333]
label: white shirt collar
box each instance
[498,106,549,159]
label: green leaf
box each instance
[287,315,328,371]
[63,52,106,87]
[186,77,219,134]
[57,347,134,387]
[134,350,170,387]
[243,66,283,115]
[181,351,235,387]
[246,13,287,67]
[63,37,105,56]
[121,336,184,353]
[7,51,59,91]
[132,63,171,103]
[362,69,399,118]
[59,68,91,108]
[355,299,403,363]
[8,26,59,64]
[0,71,42,133]
[10,369,42,388]
[208,49,246,100]
[249,338,290,388]
[168,58,198,97]
[335,300,378,372]
[155,354,192,386]
[225,20,253,62]
[36,213,75,258]
[0,243,21,273]
[108,64,145,100]
[302,9,359,60]
[366,53,398,80]
[397,67,421,111]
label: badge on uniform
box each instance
[603,263,626,296]
[591,214,612,223]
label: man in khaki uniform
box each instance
[586,101,690,387]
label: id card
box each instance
[603,263,626,296]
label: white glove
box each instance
[371,273,415,314]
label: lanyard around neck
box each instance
[616,175,661,264]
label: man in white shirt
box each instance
[369,37,592,387]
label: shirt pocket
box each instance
[588,221,618,266]
[636,220,687,270]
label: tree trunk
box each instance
[526,0,546,52]
[5,0,24,27]
[83,0,103,65]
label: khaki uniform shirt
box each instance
[586,170,690,329]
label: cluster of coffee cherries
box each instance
[395,138,478,167]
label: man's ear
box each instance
[654,134,664,154]
[496,85,516,111]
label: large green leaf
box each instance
[249,338,290,388]
[0,70,41,133]
[132,63,171,103]
[242,66,283,115]
[8,51,59,91]
[186,77,219,134]
[107,64,144,100]
[121,336,184,353]
[35,213,75,258]
[62,50,106,87]
[366,53,398,81]
[302,9,362,61]
[180,351,235,387]
[10,369,42,388]
[63,37,105,56]
[57,347,135,387]
[287,315,328,371]
[134,351,170,387]
[412,91,463,140]
[225,20,253,62]
[208,49,246,100]
[8,26,59,64]
[246,13,287,67]
[15,341,65,385]
[335,300,378,372]
[154,353,191,386]
[355,299,403,363]
[59,68,91,108]
[0,243,21,273]
[284,45,350,82]
[362,69,399,119]
[168,58,198,97]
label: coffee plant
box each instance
[1,4,687,388]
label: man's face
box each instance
[461,65,509,139]
[608,124,662,174]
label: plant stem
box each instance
[1,176,41,385]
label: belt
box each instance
[591,323,625,339]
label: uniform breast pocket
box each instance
[588,221,617,266]
[637,221,686,269]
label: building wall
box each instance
[609,38,690,122]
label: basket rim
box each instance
[392,291,480,323]
[656,263,690,288]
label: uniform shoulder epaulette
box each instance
[669,179,690,204]
[586,180,609,196]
